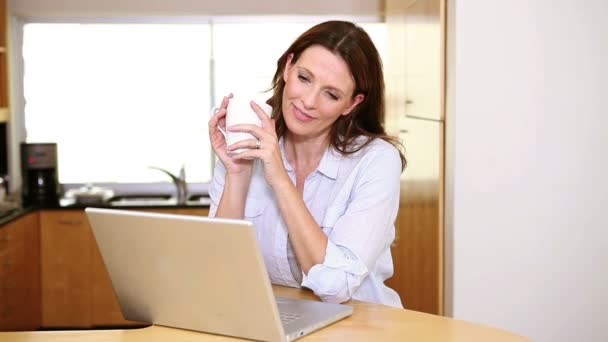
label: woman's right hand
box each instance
[208,94,254,175]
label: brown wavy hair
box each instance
[267,20,406,170]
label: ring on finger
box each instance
[255,140,262,149]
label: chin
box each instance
[284,118,310,137]
[282,103,328,140]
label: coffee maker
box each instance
[21,143,60,206]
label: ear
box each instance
[283,53,295,83]
[341,93,365,116]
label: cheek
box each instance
[283,76,300,99]
[281,94,290,116]
[281,82,295,113]
[318,100,350,119]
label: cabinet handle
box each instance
[2,257,14,265]
[404,114,444,123]
[57,219,84,226]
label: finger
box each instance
[216,108,227,120]
[250,101,272,129]
[230,148,261,161]
[208,110,218,130]
[208,108,226,130]
[227,123,265,137]
[226,138,260,152]
[220,93,234,110]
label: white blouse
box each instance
[209,137,403,308]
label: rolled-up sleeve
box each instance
[301,241,369,303]
[301,144,402,303]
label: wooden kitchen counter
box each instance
[0,286,529,342]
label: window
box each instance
[21,19,386,190]
[23,23,212,185]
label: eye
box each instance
[297,74,310,83]
[326,91,339,101]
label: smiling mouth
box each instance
[293,104,314,122]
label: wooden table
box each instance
[0,286,530,342]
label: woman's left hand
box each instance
[227,101,291,189]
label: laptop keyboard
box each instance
[280,312,302,324]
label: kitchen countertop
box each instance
[0,206,36,226]
[0,197,212,227]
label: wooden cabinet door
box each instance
[39,207,209,328]
[386,188,441,314]
[40,209,143,328]
[40,210,92,328]
[0,212,41,331]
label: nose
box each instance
[301,88,317,110]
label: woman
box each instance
[208,20,406,308]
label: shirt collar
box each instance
[279,137,341,180]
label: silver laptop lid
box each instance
[86,207,286,342]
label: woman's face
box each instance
[281,45,364,142]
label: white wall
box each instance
[445,1,608,341]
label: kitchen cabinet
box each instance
[390,189,441,313]
[0,212,41,331]
[386,119,442,314]
[40,207,209,328]
[0,0,9,123]
[385,0,443,126]
[40,210,93,327]
[385,0,445,315]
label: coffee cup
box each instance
[222,94,272,154]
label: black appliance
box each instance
[21,143,59,206]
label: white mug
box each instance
[221,94,272,154]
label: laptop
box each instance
[85,207,353,342]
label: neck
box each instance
[284,132,329,170]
